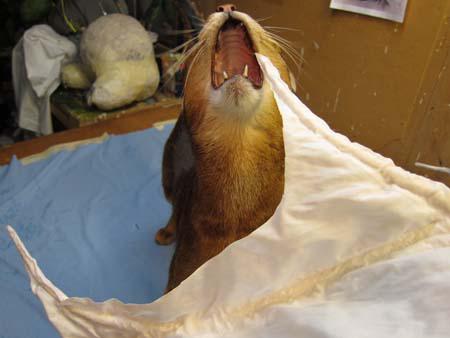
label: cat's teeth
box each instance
[243,65,248,78]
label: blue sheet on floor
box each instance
[0,126,174,338]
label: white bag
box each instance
[62,14,160,111]
[12,25,77,135]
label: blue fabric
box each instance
[0,126,175,338]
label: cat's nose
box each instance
[216,4,236,13]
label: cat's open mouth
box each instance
[211,18,263,89]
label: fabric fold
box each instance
[6,55,450,338]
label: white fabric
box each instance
[12,25,77,135]
[8,54,450,338]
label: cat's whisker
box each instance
[184,44,207,85]
[255,16,273,22]
[161,40,205,88]
[264,26,304,33]
[265,32,305,66]
[160,28,201,36]
[156,36,199,57]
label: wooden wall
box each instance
[195,0,450,186]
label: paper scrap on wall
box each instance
[330,0,408,23]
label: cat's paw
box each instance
[155,228,175,245]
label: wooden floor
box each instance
[0,103,180,165]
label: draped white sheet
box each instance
[12,25,77,135]
[8,54,450,338]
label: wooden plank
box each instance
[51,103,80,129]
[0,103,181,166]
[51,88,180,129]
[402,4,450,187]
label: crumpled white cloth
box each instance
[8,54,450,338]
[12,25,77,135]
